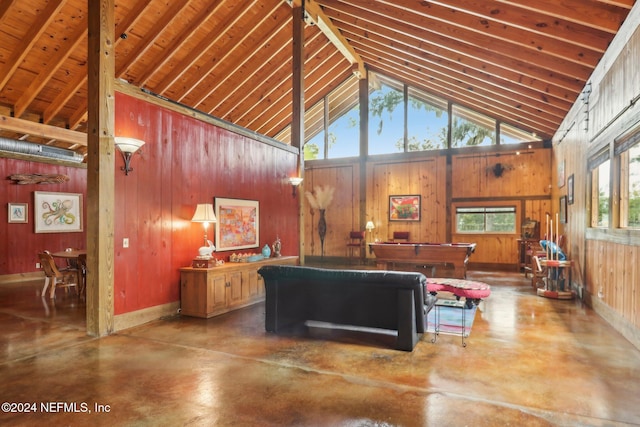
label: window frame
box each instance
[454,204,518,234]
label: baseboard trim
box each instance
[114,301,180,332]
[0,271,43,284]
[589,294,640,351]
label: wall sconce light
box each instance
[288,177,303,197]
[114,137,145,175]
[191,203,217,246]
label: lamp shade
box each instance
[366,221,375,231]
[114,137,145,153]
[191,204,216,223]
[288,177,303,186]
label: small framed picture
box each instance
[567,174,574,205]
[8,203,28,223]
[560,196,567,224]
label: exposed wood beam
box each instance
[87,0,116,337]
[0,115,87,146]
[0,0,65,91]
[290,0,366,78]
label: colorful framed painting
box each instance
[8,203,28,223]
[215,197,259,251]
[389,195,421,222]
[34,191,83,233]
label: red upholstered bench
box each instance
[426,277,491,308]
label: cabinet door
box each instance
[226,271,244,307]
[181,272,206,317]
[207,273,228,314]
[246,269,260,298]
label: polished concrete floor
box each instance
[1,266,640,426]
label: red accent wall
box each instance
[0,92,300,316]
[0,161,87,273]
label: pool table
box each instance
[368,242,476,279]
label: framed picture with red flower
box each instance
[389,195,421,222]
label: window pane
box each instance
[327,103,359,159]
[596,160,610,227]
[368,74,404,155]
[456,206,516,233]
[451,105,496,147]
[624,144,640,227]
[486,212,516,232]
[327,76,360,159]
[457,213,484,232]
[304,131,323,160]
[407,88,448,151]
[500,122,539,145]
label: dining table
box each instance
[50,249,86,294]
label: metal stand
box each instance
[431,299,468,347]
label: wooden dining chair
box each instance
[38,251,78,298]
[392,231,410,242]
[346,231,366,263]
[76,253,87,296]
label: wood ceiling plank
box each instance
[326,4,584,95]
[185,0,287,109]
[0,0,17,25]
[355,43,563,129]
[367,63,557,138]
[348,34,568,123]
[115,0,194,78]
[152,2,248,96]
[339,20,573,114]
[208,19,292,116]
[386,0,604,64]
[426,0,615,52]
[0,0,65,91]
[495,0,632,33]
[135,0,225,87]
[321,0,593,80]
[14,15,88,118]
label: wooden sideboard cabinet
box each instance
[179,256,298,318]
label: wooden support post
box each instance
[86,0,116,336]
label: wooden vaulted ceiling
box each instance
[0,0,636,158]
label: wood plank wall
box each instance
[304,147,552,267]
[0,92,300,318]
[552,8,640,347]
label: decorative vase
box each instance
[272,237,282,257]
[318,209,327,258]
[262,244,271,258]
